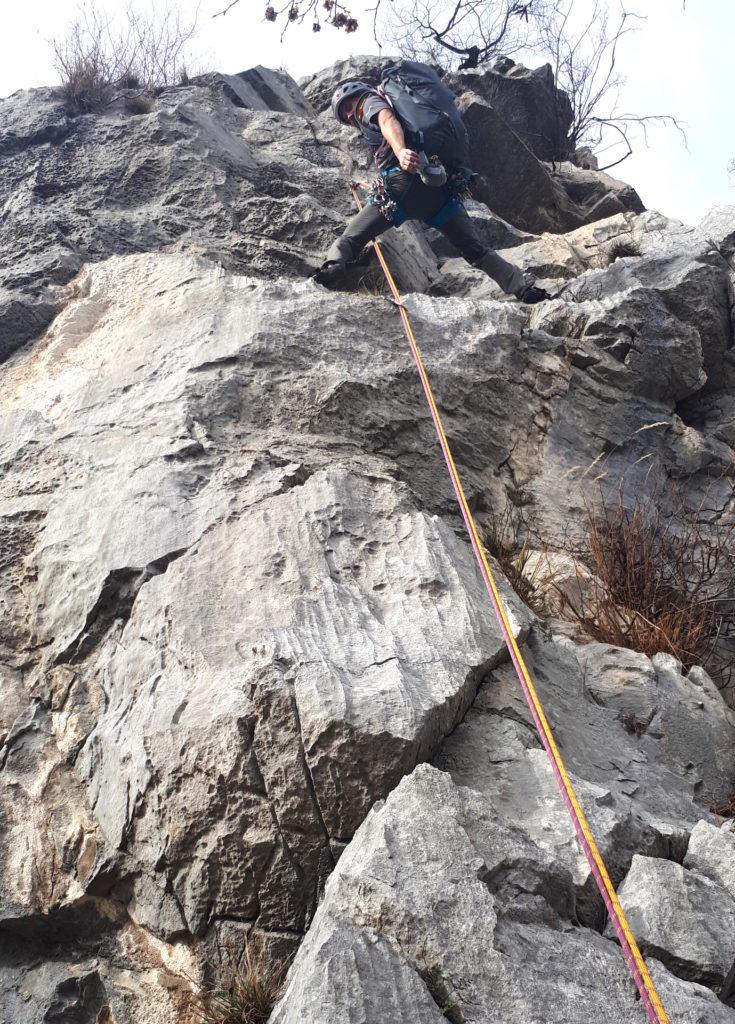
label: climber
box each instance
[314,66,550,305]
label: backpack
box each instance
[380,60,470,169]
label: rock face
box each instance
[451,58,574,161]
[272,767,735,1023]
[1,57,735,1024]
[610,854,735,988]
[0,52,659,367]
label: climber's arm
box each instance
[377,108,420,174]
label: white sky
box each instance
[1,0,733,224]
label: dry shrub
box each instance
[56,49,112,113]
[194,937,288,1024]
[558,482,735,685]
[710,791,735,822]
[482,506,556,613]
[52,2,199,114]
[604,238,642,264]
[123,93,154,115]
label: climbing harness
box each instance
[349,183,671,1024]
[367,166,471,228]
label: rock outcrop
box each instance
[0,57,734,1024]
[452,58,574,161]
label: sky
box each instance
[1,0,733,224]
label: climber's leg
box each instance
[438,207,549,302]
[315,204,392,282]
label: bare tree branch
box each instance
[540,0,685,168]
[382,0,553,69]
[213,0,369,36]
[243,0,685,169]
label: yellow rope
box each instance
[350,184,670,1023]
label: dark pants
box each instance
[326,170,526,297]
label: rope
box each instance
[348,183,671,1024]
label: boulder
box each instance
[649,959,735,1023]
[437,630,735,924]
[549,161,645,221]
[457,92,586,234]
[451,59,574,161]
[610,854,735,988]
[273,765,730,1023]
[195,66,316,116]
[300,55,393,113]
[698,204,735,263]
[684,820,735,900]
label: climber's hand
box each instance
[397,148,420,174]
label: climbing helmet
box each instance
[330,80,371,124]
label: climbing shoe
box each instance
[313,260,346,285]
[516,283,551,305]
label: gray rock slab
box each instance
[611,854,735,987]
[197,66,316,117]
[697,204,735,262]
[274,764,664,1023]
[299,55,394,113]
[437,629,735,923]
[549,162,645,220]
[1,252,537,941]
[648,959,735,1023]
[451,59,573,162]
[685,820,735,901]
[458,92,586,235]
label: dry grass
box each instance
[123,93,154,115]
[604,238,642,265]
[58,56,113,113]
[557,482,735,686]
[420,963,462,1022]
[482,506,557,613]
[52,2,199,113]
[194,938,288,1024]
[710,791,735,822]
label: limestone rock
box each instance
[196,66,316,116]
[549,162,645,221]
[610,854,735,988]
[2,57,735,1024]
[437,630,735,924]
[299,55,393,113]
[649,959,735,1023]
[1,252,533,947]
[698,204,735,263]
[684,820,735,900]
[451,59,574,162]
[273,765,731,1022]
[458,92,586,234]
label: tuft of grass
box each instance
[60,57,113,113]
[420,964,463,1023]
[123,92,154,115]
[118,70,141,89]
[482,506,557,613]
[52,2,200,114]
[604,238,642,265]
[194,938,288,1024]
[556,482,735,687]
